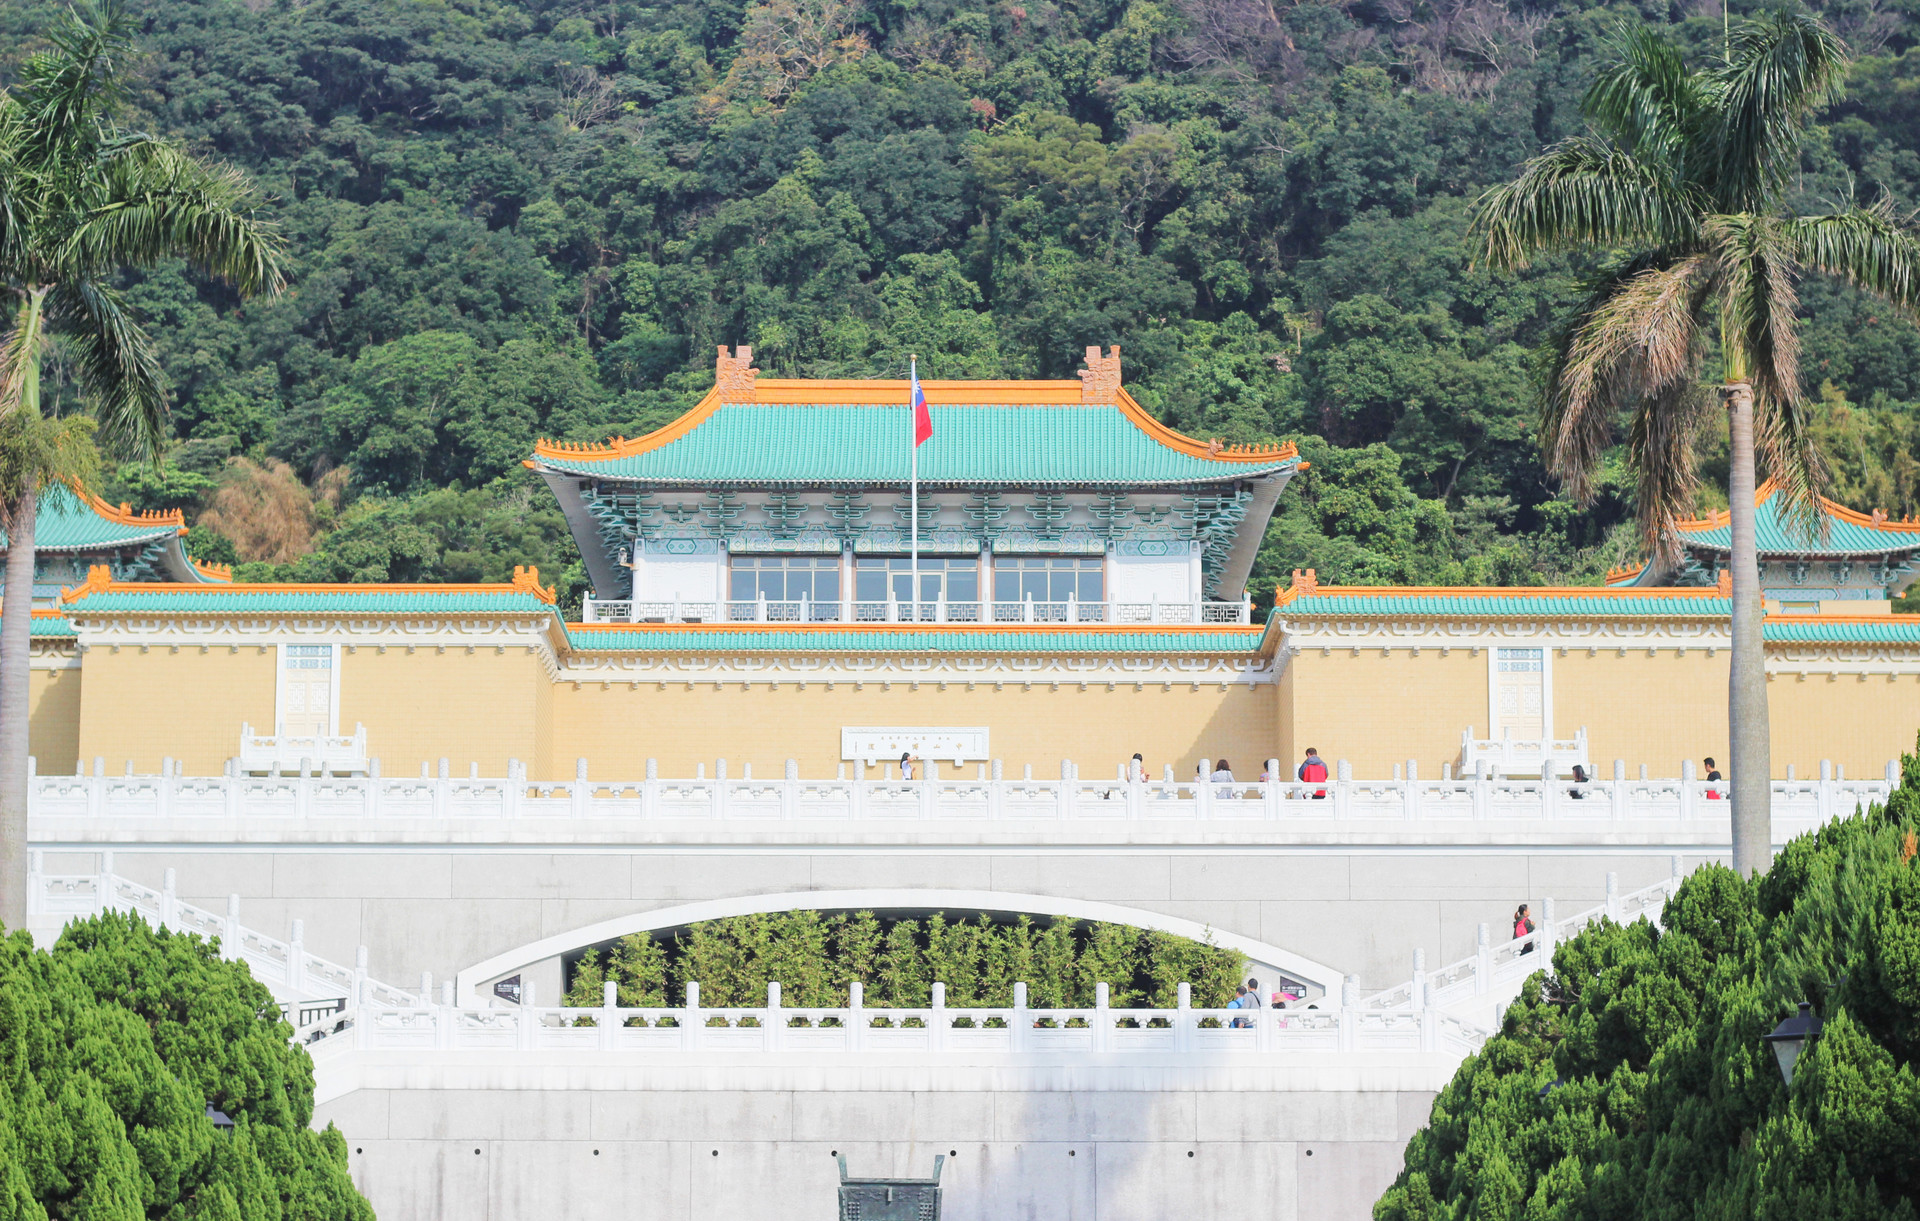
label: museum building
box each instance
[17,345,1920,784]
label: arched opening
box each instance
[454,889,1342,1006]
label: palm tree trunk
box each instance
[1724,382,1772,877]
[0,486,36,929]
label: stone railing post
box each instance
[288,920,307,994]
[1012,982,1029,1053]
[1175,982,1191,1054]
[600,980,619,1052]
[433,757,449,819]
[224,894,243,961]
[921,761,937,819]
[1264,758,1281,820]
[503,759,522,820]
[1819,759,1834,823]
[517,980,536,1051]
[1605,871,1620,923]
[848,981,865,1052]
[1197,759,1213,819]
[930,982,947,1053]
[1338,975,1358,1052]
[1611,759,1628,821]
[573,758,590,820]
[783,759,799,820]
[96,848,115,914]
[160,867,178,929]
[1476,923,1492,993]
[1403,758,1420,820]
[766,981,783,1052]
[1334,759,1353,820]
[1057,759,1074,820]
[1420,982,1437,1052]
[713,759,727,819]
[354,946,369,1007]
[642,757,659,818]
[1094,982,1110,1053]
[1410,948,1426,1011]
[987,759,1003,820]
[684,982,702,1053]
[1540,897,1556,959]
[25,850,42,919]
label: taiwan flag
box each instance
[911,363,933,447]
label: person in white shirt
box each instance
[1211,758,1235,800]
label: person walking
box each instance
[1568,764,1589,799]
[1704,757,1724,800]
[1228,984,1250,1028]
[899,751,918,781]
[1298,748,1329,799]
[1514,903,1536,954]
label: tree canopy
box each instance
[5,0,1920,607]
[1376,738,1920,1220]
[0,912,372,1221]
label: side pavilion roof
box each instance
[0,488,229,583]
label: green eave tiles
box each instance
[1275,593,1732,617]
[1677,497,1920,555]
[4,494,178,552]
[563,626,1266,653]
[1764,620,1920,644]
[65,590,555,614]
[535,405,1297,485]
[30,616,75,639]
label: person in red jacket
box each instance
[1704,757,1724,799]
[1297,748,1329,799]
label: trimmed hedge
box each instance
[1377,737,1920,1221]
[563,911,1248,1009]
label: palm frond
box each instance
[1583,23,1704,165]
[8,0,136,166]
[1787,198,1920,315]
[1708,11,1849,211]
[1474,137,1701,269]
[63,137,285,295]
[1625,381,1715,569]
[46,279,167,462]
[1540,253,1710,504]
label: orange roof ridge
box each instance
[60,566,559,604]
[1766,612,1920,623]
[1670,481,1920,534]
[190,557,234,582]
[1272,580,1732,610]
[76,489,187,532]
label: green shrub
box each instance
[562,911,1248,1009]
[0,911,373,1221]
[1377,736,1920,1221]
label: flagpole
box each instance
[909,354,919,624]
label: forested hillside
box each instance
[5,0,1920,607]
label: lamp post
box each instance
[1763,1001,1823,1086]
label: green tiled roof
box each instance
[64,588,556,614]
[30,615,75,639]
[1676,494,1920,555]
[534,405,1298,486]
[1273,592,1731,617]
[563,626,1266,653]
[3,492,181,552]
[1763,619,1920,643]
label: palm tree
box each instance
[1476,12,1920,876]
[0,2,282,927]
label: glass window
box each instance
[992,557,1103,603]
[854,557,979,604]
[728,555,840,603]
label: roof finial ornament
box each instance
[1872,507,1887,526]
[1207,437,1223,457]
[716,345,758,404]
[1078,345,1121,405]
[1717,568,1733,597]
[1293,568,1318,595]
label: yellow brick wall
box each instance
[338,645,543,776]
[1552,647,1728,775]
[1769,671,1920,779]
[1279,647,1487,777]
[76,644,276,774]
[545,676,1276,780]
[29,665,82,775]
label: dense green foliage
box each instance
[562,909,1248,1008]
[6,0,1920,602]
[1376,738,1920,1220]
[0,912,372,1221]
